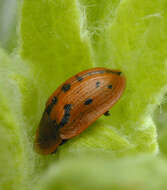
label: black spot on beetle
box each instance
[59,104,72,128]
[76,75,83,82]
[46,97,58,115]
[104,111,110,116]
[62,84,71,92]
[59,114,70,128]
[84,98,93,105]
[52,96,58,104]
[45,104,52,115]
[108,84,113,89]
[64,104,72,114]
[96,81,100,88]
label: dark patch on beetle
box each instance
[37,124,59,149]
[84,98,93,105]
[64,104,72,114]
[59,104,72,128]
[45,104,52,115]
[108,84,113,89]
[104,111,110,116]
[52,96,58,104]
[62,84,71,92]
[96,81,100,88]
[76,75,83,82]
[46,97,58,115]
[59,114,70,128]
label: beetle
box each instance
[34,67,126,155]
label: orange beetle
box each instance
[34,67,126,154]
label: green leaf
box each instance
[0,0,18,52]
[77,0,122,64]
[0,48,27,189]
[20,0,93,95]
[153,96,167,157]
[35,155,167,190]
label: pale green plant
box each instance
[1,0,167,189]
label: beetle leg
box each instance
[60,139,68,145]
[104,111,110,116]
